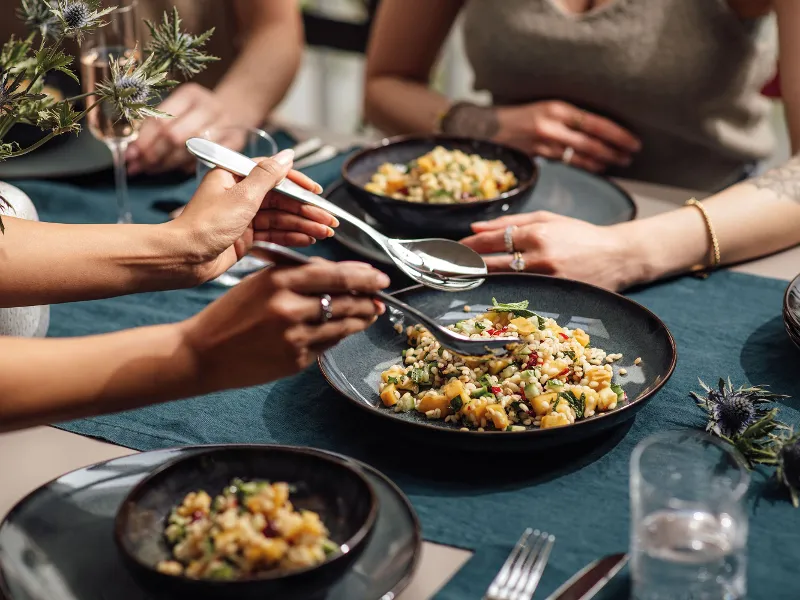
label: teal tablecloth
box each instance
[13,133,800,599]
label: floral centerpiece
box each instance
[0,0,217,232]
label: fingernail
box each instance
[327,227,335,238]
[330,216,340,228]
[315,184,324,193]
[376,301,386,315]
[310,238,316,245]
[376,273,391,287]
[274,149,295,166]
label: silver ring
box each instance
[504,225,517,254]
[319,294,333,323]
[562,146,575,165]
[510,252,526,272]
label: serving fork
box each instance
[484,528,555,600]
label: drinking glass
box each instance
[630,431,750,600]
[196,126,278,277]
[80,0,140,224]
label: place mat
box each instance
[12,138,800,599]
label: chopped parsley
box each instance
[450,396,463,412]
[387,376,399,385]
[475,322,486,330]
[558,390,585,419]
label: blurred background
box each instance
[278,0,790,168]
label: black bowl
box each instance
[114,446,379,600]
[342,135,538,238]
[320,273,677,451]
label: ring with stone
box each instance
[504,225,517,254]
[510,252,526,272]
[562,146,575,165]
[319,294,333,323]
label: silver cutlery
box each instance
[484,529,555,600]
[185,138,488,292]
[289,136,324,160]
[293,144,339,170]
[544,554,628,600]
[249,241,516,357]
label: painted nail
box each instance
[274,149,295,165]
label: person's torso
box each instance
[0,0,239,90]
[461,0,778,190]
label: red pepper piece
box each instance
[557,367,570,378]
[558,332,569,341]
[491,386,502,395]
[191,511,204,522]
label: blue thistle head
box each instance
[691,378,784,439]
[115,75,150,105]
[60,1,90,29]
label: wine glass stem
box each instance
[108,138,133,224]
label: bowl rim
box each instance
[341,133,539,209]
[112,444,380,587]
[783,272,800,326]
[318,272,678,438]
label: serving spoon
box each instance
[185,138,487,292]
[249,241,515,357]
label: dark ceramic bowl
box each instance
[114,446,378,600]
[320,273,677,451]
[342,135,538,238]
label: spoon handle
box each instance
[185,138,390,250]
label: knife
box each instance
[544,553,629,600]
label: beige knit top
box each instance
[0,0,239,90]
[461,0,778,190]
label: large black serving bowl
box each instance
[114,446,378,600]
[320,273,677,452]
[342,135,538,238]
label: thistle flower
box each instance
[691,378,785,439]
[17,0,62,39]
[94,52,171,121]
[0,69,46,115]
[50,0,115,42]
[690,378,789,469]
[144,7,217,79]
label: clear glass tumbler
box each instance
[630,431,749,600]
[196,126,278,277]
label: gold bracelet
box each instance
[685,198,721,278]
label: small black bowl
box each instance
[114,445,379,600]
[342,135,538,238]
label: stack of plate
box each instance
[784,273,800,350]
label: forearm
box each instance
[0,323,201,433]
[620,159,800,286]
[0,220,201,307]
[364,76,450,135]
[214,22,302,127]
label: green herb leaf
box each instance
[490,298,536,318]
[558,390,584,419]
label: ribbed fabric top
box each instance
[461,0,778,190]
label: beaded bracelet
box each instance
[685,198,721,278]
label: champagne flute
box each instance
[80,0,140,224]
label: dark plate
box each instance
[784,273,800,330]
[326,157,636,264]
[319,273,676,451]
[115,446,378,600]
[0,446,422,600]
[342,135,539,238]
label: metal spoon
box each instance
[185,138,487,292]
[249,241,514,357]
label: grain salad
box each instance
[378,299,628,431]
[156,479,336,580]
[364,146,517,204]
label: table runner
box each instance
[12,134,800,599]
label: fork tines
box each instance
[484,528,555,600]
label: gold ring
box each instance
[561,146,575,165]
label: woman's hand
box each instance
[460,212,643,291]
[170,149,338,283]
[494,101,641,173]
[126,83,233,176]
[182,259,390,391]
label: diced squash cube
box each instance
[417,394,451,416]
[532,392,556,416]
[444,379,465,400]
[487,405,509,430]
[540,413,570,429]
[480,178,498,198]
[510,316,536,336]
[416,156,434,173]
[380,384,399,407]
[573,329,590,347]
[489,359,511,375]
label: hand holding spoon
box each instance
[185,138,487,292]
[250,241,515,357]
